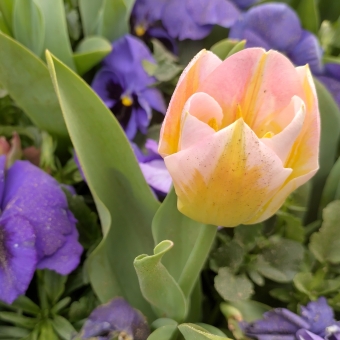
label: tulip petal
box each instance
[165,118,292,227]
[199,48,303,135]
[247,66,319,224]
[159,50,221,157]
[261,96,306,165]
[179,92,223,150]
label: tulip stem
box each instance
[178,224,217,299]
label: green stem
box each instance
[178,224,217,298]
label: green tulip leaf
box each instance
[178,324,231,340]
[310,200,340,264]
[46,51,159,319]
[79,0,134,41]
[0,32,68,139]
[305,79,340,223]
[297,0,319,34]
[134,240,188,322]
[73,36,112,75]
[0,0,13,34]
[0,11,10,35]
[152,188,217,299]
[320,156,340,211]
[13,0,45,57]
[34,0,75,70]
[210,39,245,60]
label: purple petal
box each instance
[0,155,6,203]
[300,297,335,337]
[81,297,149,339]
[139,159,172,194]
[232,0,260,10]
[141,87,166,114]
[0,215,36,304]
[2,161,79,260]
[103,35,156,90]
[145,139,159,155]
[36,227,83,275]
[186,0,240,28]
[243,308,309,335]
[296,329,324,340]
[325,63,340,79]
[147,27,178,54]
[125,111,138,140]
[229,3,302,52]
[287,30,323,73]
[162,0,212,40]
[132,0,167,27]
[91,69,123,108]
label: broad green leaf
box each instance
[13,0,45,57]
[210,39,245,60]
[73,36,112,75]
[309,200,340,263]
[0,11,10,35]
[179,324,231,340]
[79,0,134,41]
[46,51,158,318]
[148,325,178,340]
[196,324,227,337]
[152,188,217,298]
[134,240,188,322]
[318,0,340,22]
[234,224,263,251]
[34,0,75,70]
[305,79,340,223]
[320,157,340,211]
[255,237,304,282]
[214,267,253,302]
[0,0,13,33]
[297,0,319,34]
[78,0,104,36]
[0,32,68,139]
[51,315,76,340]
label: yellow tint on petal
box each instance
[159,51,221,157]
[166,119,291,227]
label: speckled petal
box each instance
[81,298,149,340]
[0,215,36,304]
[2,161,80,261]
[36,227,82,275]
[159,49,221,156]
[165,118,292,227]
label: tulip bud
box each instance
[159,48,320,227]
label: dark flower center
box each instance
[106,80,139,130]
[0,226,10,269]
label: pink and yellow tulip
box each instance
[159,48,320,227]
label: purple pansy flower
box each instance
[0,155,82,304]
[229,3,323,74]
[78,297,150,340]
[92,34,166,140]
[132,139,172,196]
[132,0,259,42]
[241,297,340,340]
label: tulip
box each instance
[159,48,320,227]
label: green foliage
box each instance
[305,79,340,224]
[296,0,319,34]
[0,32,68,140]
[210,39,245,60]
[214,268,254,302]
[79,0,135,41]
[134,240,188,322]
[46,51,159,319]
[178,324,230,340]
[310,201,340,263]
